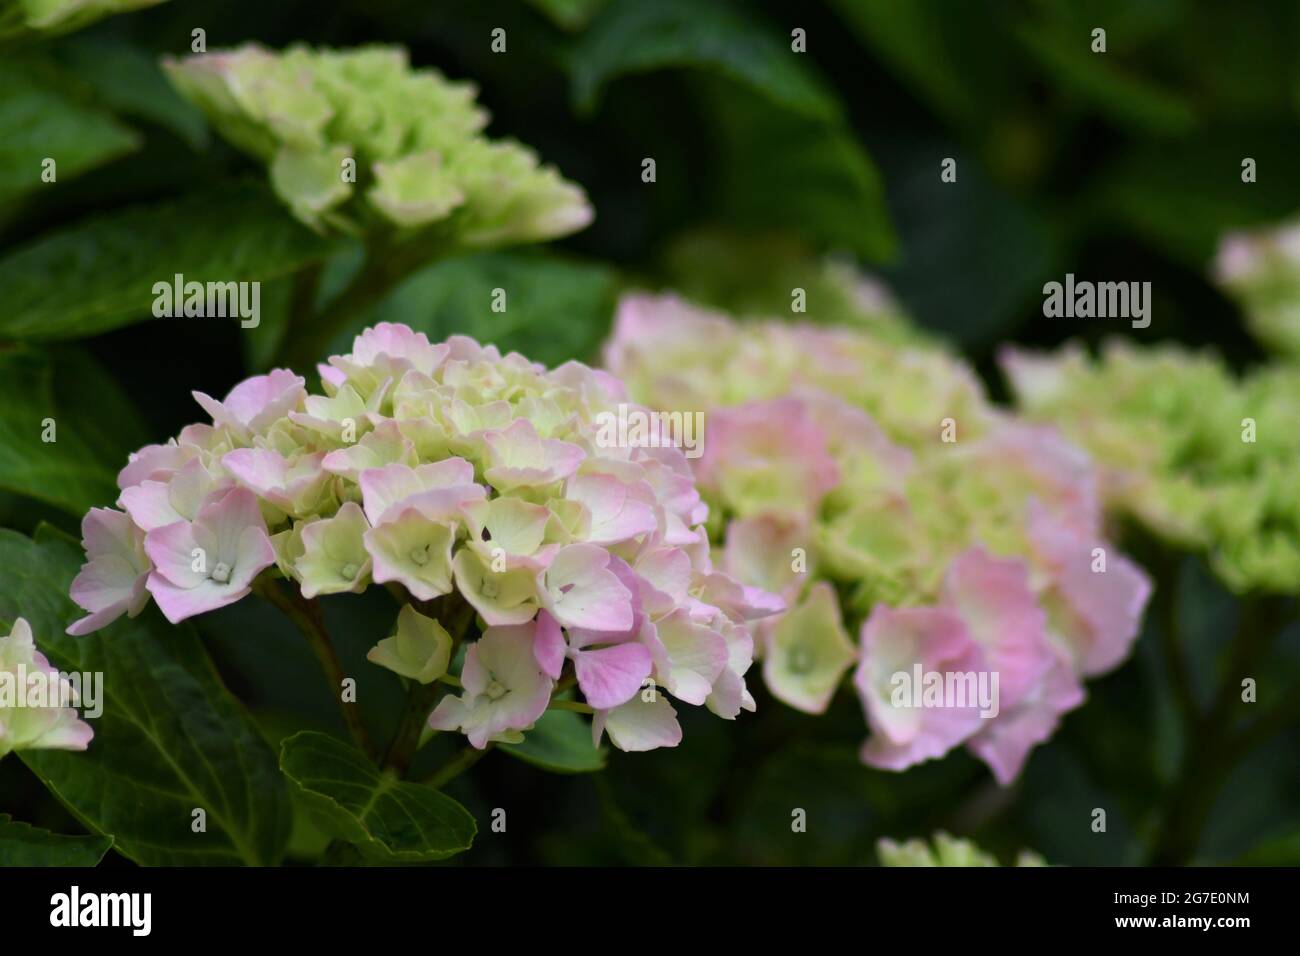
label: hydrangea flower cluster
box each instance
[0,618,93,760]
[1,0,164,39]
[877,831,1046,867]
[1002,339,1300,593]
[163,45,592,242]
[604,293,1152,784]
[66,323,781,753]
[1214,219,1300,360]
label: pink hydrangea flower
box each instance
[429,621,555,748]
[67,323,782,758]
[144,488,275,622]
[0,618,94,758]
[67,508,151,636]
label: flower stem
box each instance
[382,593,477,776]
[253,575,377,760]
[1149,594,1290,864]
[424,743,492,790]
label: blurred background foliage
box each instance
[1,0,1298,865]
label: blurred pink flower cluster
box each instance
[604,292,1153,784]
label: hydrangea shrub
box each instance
[604,291,1152,785]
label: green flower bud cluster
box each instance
[163,44,592,243]
[1215,220,1300,360]
[1003,339,1300,593]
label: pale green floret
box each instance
[367,605,452,684]
[295,502,371,597]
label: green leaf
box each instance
[0,527,292,866]
[699,77,896,262]
[0,347,140,515]
[54,38,209,149]
[0,58,139,206]
[1016,24,1196,136]
[500,707,606,774]
[0,813,112,866]
[1094,127,1300,268]
[328,250,619,368]
[875,139,1051,346]
[569,0,841,121]
[828,0,1019,128]
[0,183,344,341]
[279,731,476,863]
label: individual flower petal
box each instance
[572,642,654,711]
[539,543,633,632]
[563,473,658,545]
[941,548,1054,708]
[592,690,682,752]
[1027,503,1153,677]
[762,582,856,715]
[965,648,1085,785]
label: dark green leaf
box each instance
[1,527,292,866]
[1016,24,1196,136]
[0,58,139,206]
[329,250,619,367]
[1095,127,1300,267]
[874,139,1051,346]
[280,731,476,862]
[569,0,841,121]
[699,77,896,262]
[0,348,132,515]
[0,183,344,341]
[828,0,1019,128]
[0,813,112,866]
[500,707,606,773]
[54,38,209,150]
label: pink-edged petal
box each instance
[532,610,565,680]
[573,642,653,710]
[593,693,682,752]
